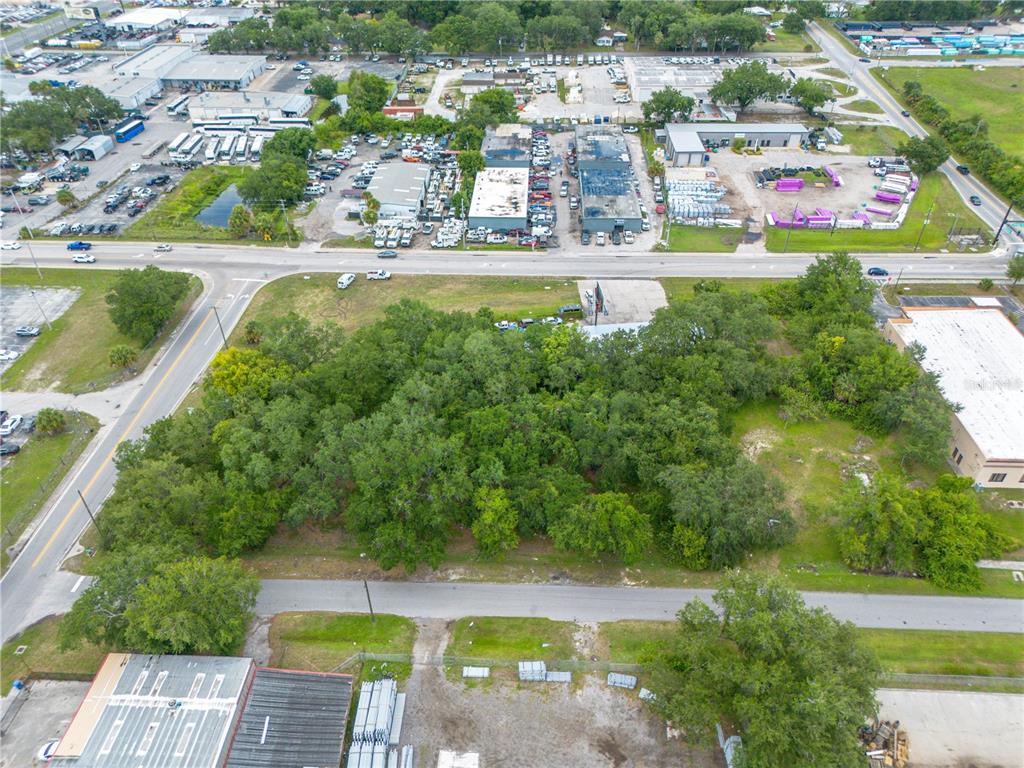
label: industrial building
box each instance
[187,91,312,122]
[105,7,188,32]
[366,163,432,219]
[48,653,353,768]
[575,124,643,234]
[885,306,1024,489]
[468,167,529,231]
[106,76,162,109]
[481,124,533,168]
[73,134,113,161]
[664,122,809,165]
[114,45,266,91]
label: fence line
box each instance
[324,651,643,675]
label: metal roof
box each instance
[50,653,252,768]
[575,124,629,166]
[579,168,642,220]
[165,54,265,83]
[366,163,431,210]
[226,668,353,768]
[667,121,809,135]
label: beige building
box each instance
[885,306,1024,489]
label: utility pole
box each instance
[212,305,227,345]
[993,201,1015,244]
[913,202,933,253]
[78,489,107,546]
[29,289,53,330]
[783,204,798,253]
[25,240,43,279]
[362,579,376,623]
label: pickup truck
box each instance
[67,241,92,250]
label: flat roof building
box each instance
[107,76,162,110]
[575,124,630,170]
[579,167,642,233]
[481,124,533,168]
[366,163,432,219]
[114,45,265,91]
[106,7,187,32]
[188,91,311,122]
[665,122,809,165]
[468,167,529,231]
[885,307,1024,489]
[114,44,193,79]
[183,6,256,27]
[49,654,353,768]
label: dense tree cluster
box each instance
[106,266,191,345]
[865,1,998,22]
[642,87,695,124]
[1,84,122,155]
[835,473,1011,591]
[618,1,766,52]
[237,127,315,208]
[900,80,1024,207]
[645,572,880,768]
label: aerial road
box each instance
[0,241,1017,641]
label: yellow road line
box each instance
[31,309,215,569]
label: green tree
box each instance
[897,135,949,176]
[462,88,518,129]
[228,204,253,238]
[470,2,522,53]
[708,60,789,114]
[35,407,66,435]
[55,188,79,209]
[309,73,338,102]
[835,472,921,576]
[647,158,665,178]
[361,191,380,226]
[208,347,294,400]
[122,556,258,655]
[238,154,308,206]
[796,0,827,18]
[471,487,519,557]
[108,344,137,371]
[789,77,832,115]
[106,266,190,345]
[641,86,695,125]
[1006,254,1024,286]
[549,492,653,564]
[646,573,880,768]
[783,12,806,33]
[456,149,485,195]
[262,126,315,161]
[348,70,392,113]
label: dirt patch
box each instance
[741,428,780,461]
[243,615,272,665]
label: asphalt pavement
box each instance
[256,580,1024,633]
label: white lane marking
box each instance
[71,575,85,593]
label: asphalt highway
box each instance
[257,580,1024,633]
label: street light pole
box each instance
[29,289,53,330]
[993,201,1015,244]
[913,202,933,253]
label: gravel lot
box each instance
[0,680,91,768]
[400,620,720,768]
[0,287,78,375]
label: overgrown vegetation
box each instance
[0,84,121,155]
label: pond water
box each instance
[195,184,243,227]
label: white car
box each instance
[129,163,141,172]
[366,269,391,280]
[154,243,172,252]
[337,272,355,289]
[0,241,21,250]
[623,230,635,244]
[0,415,22,436]
[596,232,606,246]
[72,253,96,263]
[0,350,18,362]
[297,74,311,81]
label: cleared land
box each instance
[447,617,575,662]
[858,629,1024,678]
[1,268,200,393]
[765,172,989,252]
[877,66,1024,153]
[1,616,105,690]
[840,125,908,156]
[1,412,99,572]
[268,612,415,675]
[663,224,745,253]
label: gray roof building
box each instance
[50,653,252,768]
[164,54,266,90]
[575,124,630,169]
[664,122,809,164]
[183,6,256,26]
[579,167,642,232]
[481,124,533,168]
[188,90,312,122]
[366,163,432,218]
[226,668,353,768]
[468,167,529,231]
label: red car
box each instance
[655,203,666,214]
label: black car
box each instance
[866,267,889,277]
[611,231,622,246]
[969,195,982,206]
[0,443,20,457]
[956,165,970,175]
[581,230,591,245]
[858,57,871,63]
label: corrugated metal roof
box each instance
[50,654,252,768]
[226,668,353,768]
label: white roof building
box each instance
[106,7,188,31]
[468,167,529,231]
[885,307,1024,489]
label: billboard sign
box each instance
[64,5,100,20]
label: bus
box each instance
[174,134,204,160]
[233,136,247,162]
[193,121,248,136]
[249,135,265,161]
[142,140,165,159]
[167,95,189,115]
[268,117,311,129]
[114,120,145,143]
[219,135,236,160]
[167,132,189,154]
[219,113,259,126]
[204,137,220,163]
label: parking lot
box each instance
[0,287,78,374]
[0,680,91,768]
[626,56,782,103]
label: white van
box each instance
[336,273,355,289]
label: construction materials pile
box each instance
[346,679,407,768]
[859,719,909,768]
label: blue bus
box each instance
[114,120,145,143]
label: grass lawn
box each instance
[816,67,850,80]
[857,629,1024,678]
[824,79,857,97]
[1,412,99,572]
[735,401,1022,598]
[874,67,1023,153]
[838,125,908,156]
[599,620,674,664]
[268,612,416,675]
[120,166,292,244]
[659,277,783,301]
[309,97,332,122]
[663,224,745,253]
[756,28,821,53]
[844,99,884,114]
[1,268,200,394]
[765,172,989,253]
[1,616,106,690]
[447,617,575,662]
[233,274,581,340]
[557,77,567,103]
[883,282,1024,303]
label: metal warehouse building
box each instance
[576,124,631,170]
[107,77,162,110]
[366,163,432,219]
[665,122,809,165]
[481,124,533,168]
[468,167,529,231]
[885,306,1024,490]
[188,91,312,122]
[575,124,642,233]
[49,653,353,768]
[114,44,266,91]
